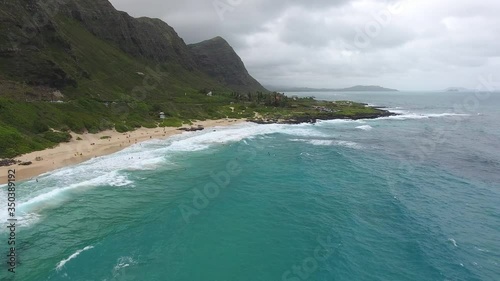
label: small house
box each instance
[159,112,165,119]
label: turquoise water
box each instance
[1,91,499,280]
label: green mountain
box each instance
[0,0,269,157]
[189,37,267,93]
[0,0,266,98]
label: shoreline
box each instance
[249,110,396,124]
[0,109,397,184]
[0,119,246,184]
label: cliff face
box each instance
[58,0,197,69]
[0,0,77,88]
[0,0,266,94]
[189,37,268,93]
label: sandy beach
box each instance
[0,119,246,184]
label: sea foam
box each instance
[384,109,470,121]
[291,139,362,149]
[56,246,94,271]
[6,122,328,228]
[356,125,373,131]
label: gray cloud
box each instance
[110,0,500,90]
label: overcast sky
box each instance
[109,0,500,90]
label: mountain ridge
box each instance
[188,37,268,93]
[0,0,266,97]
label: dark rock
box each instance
[0,159,20,167]
[178,126,205,132]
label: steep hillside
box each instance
[0,0,269,157]
[189,37,268,93]
[57,0,197,68]
[0,0,265,98]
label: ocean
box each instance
[1,91,499,281]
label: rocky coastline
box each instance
[249,109,397,125]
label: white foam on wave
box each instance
[113,256,137,275]
[155,123,328,153]
[13,171,133,224]
[385,107,404,113]
[6,123,324,225]
[308,139,335,146]
[56,245,94,271]
[316,119,366,126]
[383,107,472,120]
[0,188,9,224]
[0,189,40,230]
[291,139,362,149]
[334,140,362,149]
[8,122,339,230]
[474,246,489,253]
[382,112,470,121]
[356,125,373,131]
[448,238,458,247]
[317,119,353,125]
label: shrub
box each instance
[142,122,158,129]
[32,120,49,133]
[115,123,130,133]
[159,117,183,127]
[42,131,72,143]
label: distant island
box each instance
[444,87,470,92]
[340,85,399,92]
[269,85,399,92]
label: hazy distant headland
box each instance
[269,85,399,92]
[444,87,471,92]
